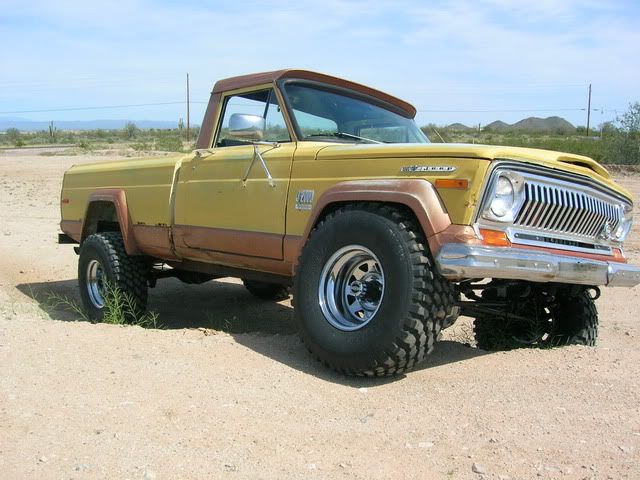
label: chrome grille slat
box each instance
[552,191,571,232]
[521,184,540,225]
[538,187,556,229]
[611,206,621,232]
[566,194,582,232]
[541,189,560,230]
[513,177,625,242]
[581,197,599,236]
[557,192,576,232]
[575,195,591,234]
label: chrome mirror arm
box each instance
[194,148,215,158]
[242,142,279,188]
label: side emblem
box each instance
[400,165,457,173]
[295,190,315,211]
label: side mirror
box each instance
[228,113,265,141]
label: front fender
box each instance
[302,178,452,244]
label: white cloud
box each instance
[0,0,637,125]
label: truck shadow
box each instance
[16,277,296,333]
[15,278,487,384]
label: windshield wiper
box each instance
[305,132,383,144]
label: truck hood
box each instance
[314,142,632,201]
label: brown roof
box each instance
[211,69,417,118]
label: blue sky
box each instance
[1,0,638,128]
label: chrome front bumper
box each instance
[436,243,640,287]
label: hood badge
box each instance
[599,220,612,240]
[400,165,456,173]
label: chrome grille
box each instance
[514,180,623,240]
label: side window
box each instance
[216,89,290,147]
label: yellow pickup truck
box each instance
[59,69,640,376]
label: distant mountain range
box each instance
[1,115,576,133]
[0,118,186,131]
[447,116,576,132]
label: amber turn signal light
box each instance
[479,228,511,247]
[435,179,469,189]
[612,248,627,263]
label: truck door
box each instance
[173,88,294,260]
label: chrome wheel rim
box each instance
[319,245,385,331]
[86,259,107,308]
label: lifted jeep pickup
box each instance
[59,69,640,376]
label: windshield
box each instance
[282,83,430,144]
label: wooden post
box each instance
[186,73,190,142]
[586,83,591,136]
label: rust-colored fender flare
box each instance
[300,178,452,246]
[81,189,140,255]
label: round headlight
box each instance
[490,176,515,217]
[481,170,525,223]
[495,176,514,196]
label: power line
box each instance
[0,101,622,117]
[0,101,208,115]
[417,108,587,113]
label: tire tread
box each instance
[295,203,454,377]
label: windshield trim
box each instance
[277,79,417,143]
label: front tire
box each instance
[551,289,598,346]
[473,285,598,350]
[293,204,454,376]
[78,232,148,321]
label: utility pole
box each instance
[186,73,190,143]
[586,83,592,136]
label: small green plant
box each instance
[41,284,161,328]
[45,291,91,322]
[204,312,236,333]
[100,283,161,328]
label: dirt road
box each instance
[1,148,639,479]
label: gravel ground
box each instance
[1,147,639,479]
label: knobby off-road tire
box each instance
[293,204,454,376]
[472,286,542,351]
[551,290,598,346]
[78,232,148,321]
[473,287,598,350]
[243,280,290,301]
[473,315,522,351]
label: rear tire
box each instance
[78,232,148,321]
[293,204,454,376]
[242,280,290,301]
